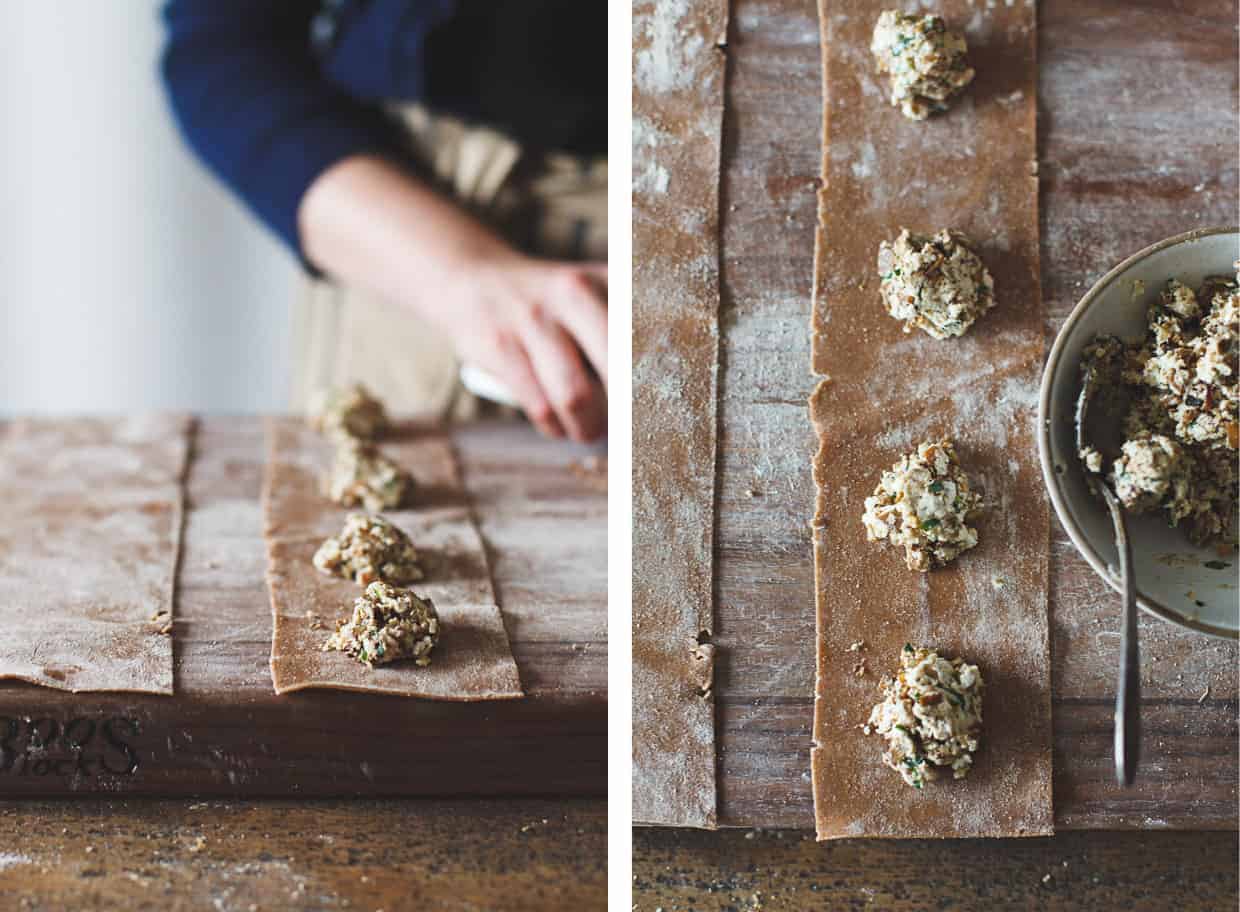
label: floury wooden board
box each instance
[0,418,606,796]
[708,0,1238,831]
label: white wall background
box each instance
[0,1,298,415]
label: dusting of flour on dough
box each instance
[634,0,707,95]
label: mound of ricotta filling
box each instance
[877,229,995,339]
[864,645,984,789]
[862,439,981,571]
[324,581,439,668]
[308,382,389,441]
[870,11,975,120]
[313,513,423,587]
[323,439,415,511]
[1081,270,1239,547]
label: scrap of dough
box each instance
[870,10,974,120]
[323,439,415,511]
[308,383,389,441]
[877,229,995,339]
[313,512,424,586]
[862,439,981,571]
[324,580,439,667]
[864,645,984,788]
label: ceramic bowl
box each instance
[1038,226,1239,638]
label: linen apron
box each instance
[289,102,608,420]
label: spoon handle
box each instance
[1101,484,1140,786]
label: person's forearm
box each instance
[295,153,608,443]
[162,4,406,260]
[298,155,516,329]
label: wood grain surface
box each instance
[0,798,605,911]
[0,417,606,797]
[711,0,1238,829]
[633,826,1239,910]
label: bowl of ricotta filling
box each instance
[1039,226,1239,638]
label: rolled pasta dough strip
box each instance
[264,419,522,700]
[810,0,1051,839]
[0,415,190,694]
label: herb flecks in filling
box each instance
[313,513,423,587]
[862,440,981,572]
[864,646,984,788]
[324,581,439,668]
[877,229,995,339]
[323,438,416,512]
[1081,269,1239,548]
[870,11,975,121]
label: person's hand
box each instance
[298,156,607,441]
[444,254,607,442]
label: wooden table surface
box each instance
[712,0,1239,829]
[0,417,607,798]
[633,827,1238,910]
[0,797,605,911]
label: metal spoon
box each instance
[1075,348,1140,786]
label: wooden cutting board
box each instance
[0,417,606,797]
[711,0,1238,830]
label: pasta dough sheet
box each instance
[632,0,728,828]
[0,415,191,694]
[810,0,1051,838]
[264,419,522,700]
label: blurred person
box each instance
[161,1,607,442]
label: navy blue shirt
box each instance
[161,0,605,264]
